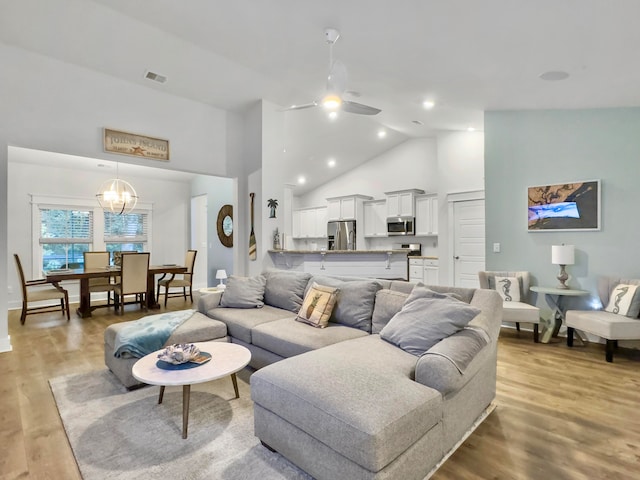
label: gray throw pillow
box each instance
[371,289,409,334]
[263,270,311,312]
[307,276,383,332]
[220,275,266,309]
[380,285,481,356]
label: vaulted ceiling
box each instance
[2,0,640,193]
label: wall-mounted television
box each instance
[528,180,600,231]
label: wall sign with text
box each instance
[104,128,170,161]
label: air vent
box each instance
[144,70,167,84]
[412,120,424,125]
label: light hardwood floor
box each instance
[1,301,639,480]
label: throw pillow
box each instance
[380,285,481,356]
[296,283,339,328]
[263,270,311,312]
[306,276,383,332]
[220,275,266,308]
[494,276,521,302]
[605,284,639,316]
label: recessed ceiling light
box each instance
[328,158,336,168]
[328,111,338,120]
[539,70,570,81]
[467,127,476,132]
[422,100,435,109]
[297,176,306,184]
[377,130,387,139]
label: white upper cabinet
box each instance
[385,189,424,217]
[363,200,387,237]
[415,194,438,235]
[326,195,371,221]
[292,206,328,238]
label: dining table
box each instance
[46,264,188,318]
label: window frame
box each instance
[31,194,152,277]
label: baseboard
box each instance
[424,402,497,479]
[0,335,13,353]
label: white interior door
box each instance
[453,199,485,287]
[190,195,208,288]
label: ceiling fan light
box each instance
[321,93,342,110]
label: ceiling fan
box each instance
[287,28,381,116]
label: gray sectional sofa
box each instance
[195,270,503,480]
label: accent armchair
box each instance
[478,270,541,342]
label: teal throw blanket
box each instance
[113,309,196,358]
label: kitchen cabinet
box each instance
[326,194,372,221]
[415,194,438,235]
[409,258,439,285]
[363,200,387,237]
[385,189,425,218]
[292,206,328,238]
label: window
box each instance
[104,211,149,260]
[39,208,93,271]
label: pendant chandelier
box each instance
[96,164,138,215]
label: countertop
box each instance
[410,256,439,260]
[268,249,410,255]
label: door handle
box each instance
[454,256,460,260]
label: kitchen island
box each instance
[267,249,410,279]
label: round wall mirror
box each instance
[216,204,233,248]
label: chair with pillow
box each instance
[566,276,640,362]
[478,271,541,342]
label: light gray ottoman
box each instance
[104,310,228,388]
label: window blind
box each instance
[104,211,149,243]
[39,208,93,244]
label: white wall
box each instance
[436,131,485,283]
[0,44,240,352]
[7,158,192,308]
[296,138,438,207]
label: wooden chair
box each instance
[114,252,150,315]
[84,251,115,307]
[157,250,197,307]
[14,253,70,325]
[478,270,541,342]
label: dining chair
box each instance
[114,252,150,315]
[84,251,115,307]
[13,253,70,325]
[157,249,197,307]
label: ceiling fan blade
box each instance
[283,101,318,111]
[342,100,381,115]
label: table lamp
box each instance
[552,244,575,289]
[215,269,228,289]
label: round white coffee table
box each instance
[132,341,251,439]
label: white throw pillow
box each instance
[605,284,638,315]
[494,276,521,302]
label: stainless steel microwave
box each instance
[386,217,415,236]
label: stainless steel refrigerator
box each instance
[327,220,356,250]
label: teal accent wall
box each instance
[485,108,640,310]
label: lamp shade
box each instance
[215,269,228,280]
[552,245,575,265]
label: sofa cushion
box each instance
[371,289,409,334]
[604,284,640,317]
[252,318,368,358]
[503,301,540,323]
[250,335,442,472]
[220,275,266,308]
[494,276,521,302]
[209,305,294,344]
[380,285,481,356]
[263,270,311,312]
[307,276,382,332]
[296,283,339,328]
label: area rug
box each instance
[49,369,312,480]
